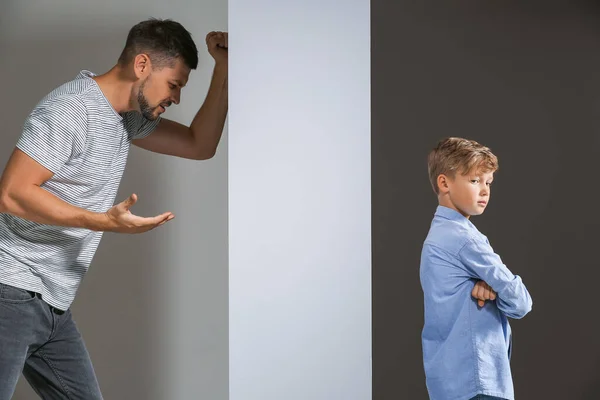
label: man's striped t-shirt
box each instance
[0,70,160,310]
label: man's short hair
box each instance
[118,18,198,70]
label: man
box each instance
[0,18,227,398]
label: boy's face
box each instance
[438,168,494,219]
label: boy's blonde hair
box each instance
[427,137,499,195]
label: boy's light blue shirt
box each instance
[420,206,532,400]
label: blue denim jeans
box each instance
[470,396,508,400]
[0,282,102,399]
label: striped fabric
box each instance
[0,70,160,310]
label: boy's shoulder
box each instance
[424,213,485,256]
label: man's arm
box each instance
[0,148,173,233]
[132,64,228,160]
[459,237,533,319]
[133,32,228,160]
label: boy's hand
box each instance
[472,280,496,307]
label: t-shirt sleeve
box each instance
[128,112,161,140]
[16,96,88,174]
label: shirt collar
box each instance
[435,205,472,226]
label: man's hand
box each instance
[472,280,496,307]
[206,31,228,66]
[103,194,174,233]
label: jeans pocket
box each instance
[0,283,36,303]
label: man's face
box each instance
[440,168,494,218]
[137,58,191,121]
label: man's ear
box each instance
[133,54,152,78]
[437,174,450,194]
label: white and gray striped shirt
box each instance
[0,70,160,310]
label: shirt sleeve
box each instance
[16,96,88,174]
[458,237,533,319]
[127,112,161,140]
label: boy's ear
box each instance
[437,174,450,194]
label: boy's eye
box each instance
[169,83,176,89]
[471,180,479,184]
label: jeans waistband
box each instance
[27,290,65,315]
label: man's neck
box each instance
[92,66,138,114]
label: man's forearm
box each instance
[0,185,108,231]
[190,63,228,159]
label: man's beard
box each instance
[137,79,158,121]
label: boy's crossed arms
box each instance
[472,280,496,307]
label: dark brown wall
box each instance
[372,2,600,399]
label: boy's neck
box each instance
[438,197,470,219]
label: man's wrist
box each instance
[214,61,228,74]
[84,211,113,232]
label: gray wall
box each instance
[0,1,228,399]
[373,1,600,399]
[228,0,372,399]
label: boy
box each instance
[420,137,533,400]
